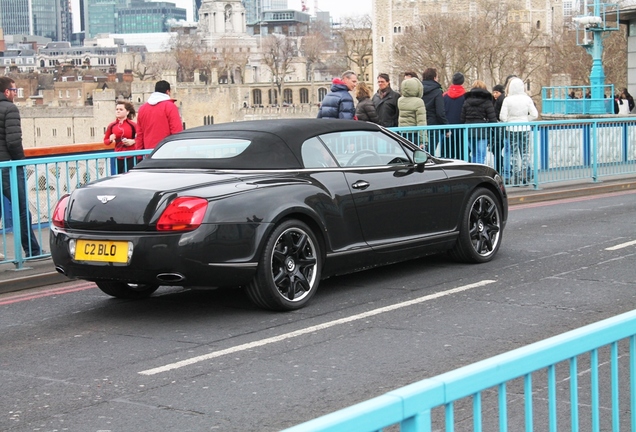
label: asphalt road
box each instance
[1,190,636,431]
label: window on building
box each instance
[52,129,57,137]
[17,88,24,98]
[90,127,95,137]
[300,88,309,104]
[268,89,278,105]
[78,90,82,98]
[318,88,327,102]
[252,89,262,106]
[59,91,63,98]
[67,127,72,137]
[536,20,541,29]
[36,128,41,137]
[66,90,70,98]
[283,88,293,105]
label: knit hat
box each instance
[492,84,505,93]
[452,72,465,85]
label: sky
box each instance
[71,0,372,30]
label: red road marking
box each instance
[0,282,97,305]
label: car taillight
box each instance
[52,194,70,228]
[157,197,208,231]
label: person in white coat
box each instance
[500,77,538,185]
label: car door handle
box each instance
[352,180,370,190]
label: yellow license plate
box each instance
[75,240,130,263]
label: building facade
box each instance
[372,0,564,86]
[0,0,71,41]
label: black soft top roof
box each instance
[137,119,383,170]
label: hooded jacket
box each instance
[443,85,466,124]
[500,78,538,131]
[421,79,448,126]
[0,93,25,162]
[398,78,427,128]
[317,79,355,120]
[135,92,183,150]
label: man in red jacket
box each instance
[135,80,183,150]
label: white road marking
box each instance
[139,279,496,376]
[605,240,636,251]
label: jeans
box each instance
[468,137,488,164]
[506,131,532,183]
[1,166,42,256]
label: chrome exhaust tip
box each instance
[156,273,186,283]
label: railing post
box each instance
[591,120,599,182]
[532,123,540,189]
[8,163,25,268]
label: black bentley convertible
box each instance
[50,119,507,311]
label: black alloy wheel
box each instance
[450,187,502,263]
[246,219,321,311]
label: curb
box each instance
[507,180,635,206]
[0,266,69,295]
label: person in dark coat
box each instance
[355,82,379,124]
[460,80,498,164]
[442,72,467,159]
[491,84,507,174]
[317,70,358,120]
[0,77,43,258]
[421,68,448,153]
[372,73,400,127]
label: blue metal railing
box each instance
[0,149,151,268]
[541,85,616,115]
[392,117,636,187]
[283,308,636,432]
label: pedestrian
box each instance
[317,70,358,120]
[460,80,497,165]
[372,73,400,127]
[442,72,467,159]
[491,84,507,174]
[500,77,538,185]
[135,80,183,151]
[355,82,379,124]
[421,68,448,154]
[0,77,43,259]
[622,88,635,112]
[403,71,419,80]
[398,77,427,148]
[104,100,137,174]
[617,88,633,115]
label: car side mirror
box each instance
[414,150,428,172]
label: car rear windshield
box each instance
[151,138,251,160]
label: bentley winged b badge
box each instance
[97,195,116,204]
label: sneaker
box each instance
[0,252,4,260]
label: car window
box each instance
[301,137,338,168]
[151,138,251,159]
[318,131,412,167]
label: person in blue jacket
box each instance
[317,70,358,120]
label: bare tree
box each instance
[216,37,251,84]
[261,34,296,101]
[166,32,206,82]
[334,15,373,82]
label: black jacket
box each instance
[0,94,25,162]
[461,88,497,124]
[421,79,448,125]
[372,87,400,127]
[355,97,380,124]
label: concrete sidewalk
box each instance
[1,176,634,296]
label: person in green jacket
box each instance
[398,77,427,148]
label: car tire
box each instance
[96,281,159,299]
[449,187,503,263]
[246,219,321,311]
